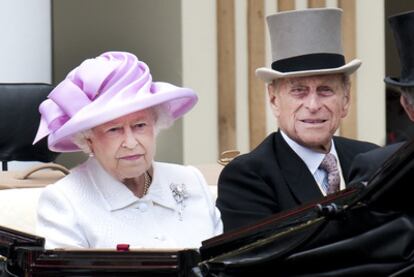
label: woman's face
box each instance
[87,109,156,182]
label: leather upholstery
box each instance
[0,84,58,168]
[199,139,414,276]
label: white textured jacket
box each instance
[36,158,223,249]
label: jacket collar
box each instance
[86,159,176,211]
[333,137,354,184]
[274,131,324,204]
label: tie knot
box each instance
[319,153,338,174]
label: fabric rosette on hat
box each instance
[33,51,198,152]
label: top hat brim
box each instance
[256,59,362,83]
[384,76,414,87]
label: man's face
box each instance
[268,74,350,153]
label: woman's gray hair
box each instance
[400,87,414,108]
[72,104,174,154]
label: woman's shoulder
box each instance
[153,161,206,186]
[43,161,91,193]
[153,161,199,174]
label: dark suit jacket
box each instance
[216,131,379,232]
[348,142,404,186]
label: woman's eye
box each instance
[133,123,147,129]
[107,127,121,133]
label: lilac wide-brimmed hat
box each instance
[33,51,198,152]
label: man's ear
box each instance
[268,83,280,117]
[400,94,414,122]
[341,91,351,118]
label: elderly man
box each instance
[349,10,414,185]
[216,8,378,232]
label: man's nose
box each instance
[305,93,322,112]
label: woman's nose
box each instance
[122,127,138,149]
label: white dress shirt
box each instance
[280,131,345,195]
[36,158,223,249]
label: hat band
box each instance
[271,53,345,73]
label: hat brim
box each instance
[384,76,414,87]
[48,84,197,152]
[256,59,362,83]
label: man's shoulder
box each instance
[333,136,379,151]
[348,142,404,185]
[229,133,277,165]
[355,142,404,161]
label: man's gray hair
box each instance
[400,86,414,108]
[72,104,174,154]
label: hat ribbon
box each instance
[271,53,345,73]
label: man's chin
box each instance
[298,137,331,152]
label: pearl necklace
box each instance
[143,171,152,196]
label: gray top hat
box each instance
[256,8,362,82]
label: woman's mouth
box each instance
[120,154,142,161]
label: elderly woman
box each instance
[33,51,222,249]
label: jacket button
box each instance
[138,202,148,212]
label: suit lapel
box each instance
[334,138,353,184]
[274,132,323,204]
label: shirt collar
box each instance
[280,130,339,174]
[86,159,176,212]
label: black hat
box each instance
[385,10,414,87]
